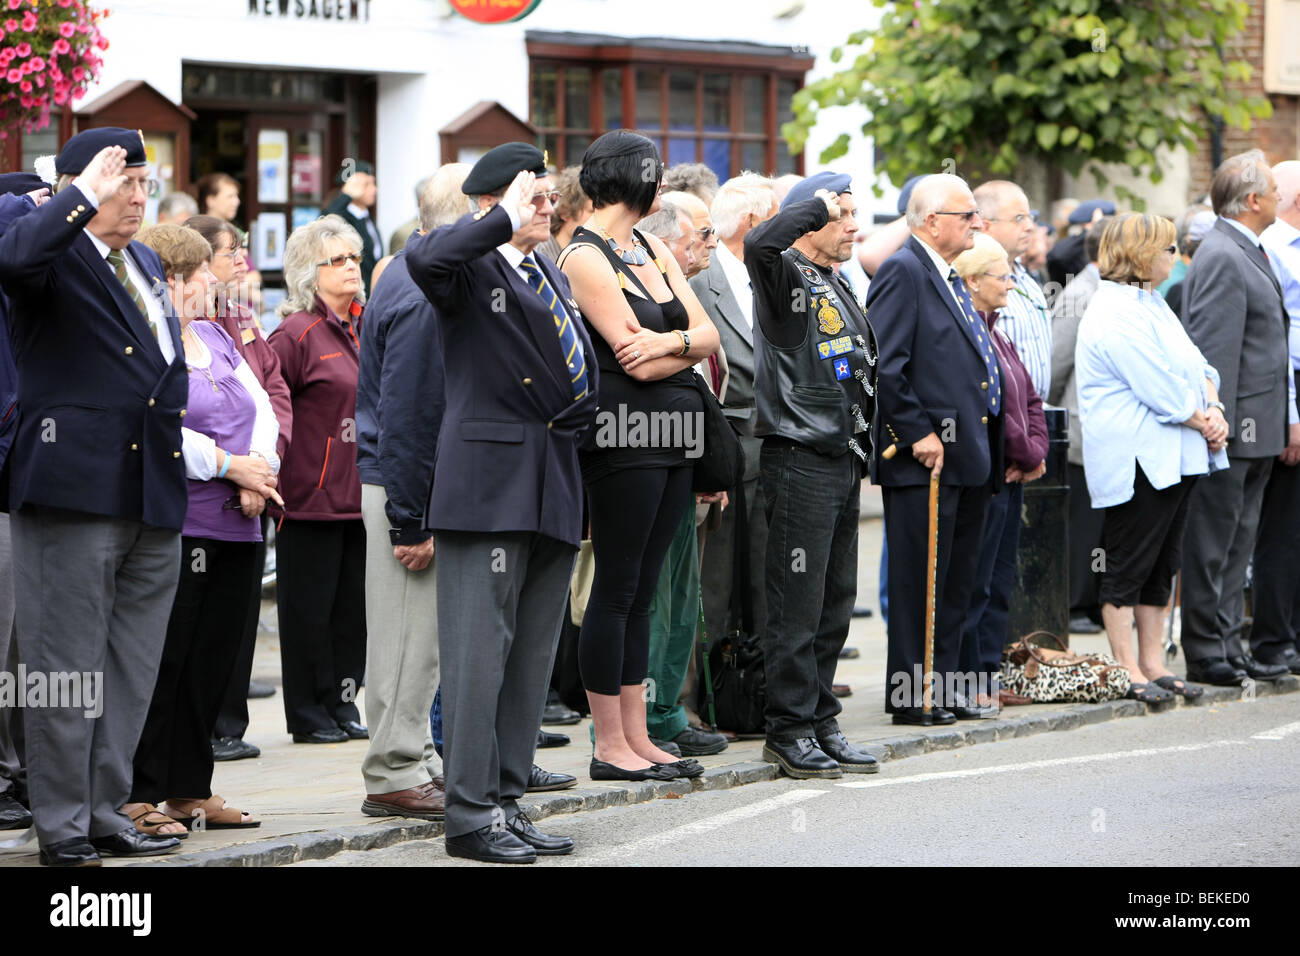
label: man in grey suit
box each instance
[1180,150,1294,686]
[1049,221,1106,634]
[690,173,779,649]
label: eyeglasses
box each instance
[983,272,1015,282]
[934,210,980,221]
[985,214,1031,225]
[119,177,160,199]
[694,226,715,241]
[530,190,560,207]
[316,253,362,269]
[214,245,249,260]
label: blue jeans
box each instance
[429,685,443,758]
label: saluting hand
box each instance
[75,145,129,204]
[814,188,841,222]
[502,170,536,229]
[25,187,50,207]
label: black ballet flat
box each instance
[588,759,676,782]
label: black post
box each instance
[1008,405,1071,646]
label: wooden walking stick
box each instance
[922,470,939,716]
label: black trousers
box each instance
[883,482,989,711]
[1251,436,1300,657]
[276,519,367,734]
[213,518,268,740]
[131,536,259,802]
[1098,471,1195,609]
[1067,463,1104,619]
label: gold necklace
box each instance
[183,325,219,393]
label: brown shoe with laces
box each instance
[361,779,445,820]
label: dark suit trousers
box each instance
[883,483,989,711]
[437,531,574,838]
[1251,445,1300,657]
[701,473,769,653]
[1067,463,1104,618]
[276,519,367,734]
[11,506,179,845]
[1180,457,1272,663]
[214,517,268,740]
[132,537,259,802]
[761,443,860,742]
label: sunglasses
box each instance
[530,190,560,207]
[934,210,980,221]
[694,226,715,241]
[316,253,362,269]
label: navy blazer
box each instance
[0,193,30,472]
[404,204,599,548]
[867,235,1004,489]
[0,187,188,530]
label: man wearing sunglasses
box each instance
[663,190,717,278]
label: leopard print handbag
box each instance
[1001,631,1132,703]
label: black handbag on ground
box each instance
[690,370,742,493]
[698,463,767,734]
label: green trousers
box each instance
[645,505,700,741]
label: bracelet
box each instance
[1207,400,1225,414]
[675,329,690,356]
[217,450,231,479]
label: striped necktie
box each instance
[106,249,154,337]
[519,256,589,401]
[949,268,1001,414]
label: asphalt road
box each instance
[294,693,1300,867]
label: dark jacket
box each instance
[208,299,292,461]
[405,204,599,548]
[325,194,383,297]
[0,186,188,529]
[0,193,31,471]
[356,249,444,545]
[268,298,363,521]
[866,235,1004,490]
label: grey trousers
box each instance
[0,514,24,799]
[437,530,574,839]
[360,484,441,794]
[11,506,179,845]
[1180,457,1273,663]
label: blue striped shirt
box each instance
[998,260,1052,399]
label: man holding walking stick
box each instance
[867,174,1005,725]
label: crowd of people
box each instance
[0,118,1297,866]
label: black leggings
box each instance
[579,465,693,696]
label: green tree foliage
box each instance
[785,0,1272,197]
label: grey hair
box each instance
[418,163,473,231]
[661,162,719,203]
[636,200,685,242]
[278,214,365,318]
[157,192,199,220]
[412,174,433,205]
[972,180,1028,221]
[1212,149,1271,218]
[906,173,971,228]
[711,172,776,241]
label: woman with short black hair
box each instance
[559,131,719,781]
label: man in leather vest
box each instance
[744,172,879,779]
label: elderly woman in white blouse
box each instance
[1076,213,1228,704]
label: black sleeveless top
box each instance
[564,226,703,483]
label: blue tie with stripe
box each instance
[520,256,589,402]
[948,268,1001,415]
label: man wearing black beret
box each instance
[325,159,383,295]
[405,143,599,863]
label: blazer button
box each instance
[522,377,533,386]
[980,381,988,390]
[179,409,187,418]
[130,443,139,451]
[65,216,74,223]
[173,451,181,458]
[124,346,134,355]
[77,205,85,212]
[547,421,553,429]
[148,398,156,407]
[982,415,989,424]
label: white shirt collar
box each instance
[914,234,955,278]
[498,241,527,270]
[85,229,112,260]
[1221,215,1262,247]
[715,241,748,286]
[347,202,370,221]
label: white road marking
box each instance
[836,740,1245,789]
[578,788,828,862]
[1251,720,1300,741]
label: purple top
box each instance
[183,320,262,542]
[980,310,1049,473]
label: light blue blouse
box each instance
[1075,280,1228,508]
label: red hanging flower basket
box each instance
[0,0,109,140]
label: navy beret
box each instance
[896,175,925,216]
[55,127,148,177]
[1068,199,1116,225]
[462,143,548,196]
[780,171,851,211]
[337,159,375,185]
[0,172,47,197]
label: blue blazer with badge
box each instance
[405,203,599,549]
[0,186,188,530]
[867,235,1004,490]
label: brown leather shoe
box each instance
[361,780,445,820]
[998,688,1032,706]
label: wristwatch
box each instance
[1207,400,1226,414]
[678,329,691,356]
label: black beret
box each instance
[55,126,148,177]
[462,142,547,196]
[0,172,47,197]
[337,159,375,185]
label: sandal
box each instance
[124,803,189,839]
[161,795,261,830]
[1152,675,1204,700]
[1125,682,1175,704]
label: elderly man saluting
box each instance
[405,144,599,863]
[867,173,1004,726]
[0,130,277,866]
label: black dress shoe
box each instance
[589,759,677,782]
[950,695,998,720]
[653,758,704,779]
[891,706,956,726]
[762,737,842,779]
[90,827,181,857]
[851,605,874,618]
[1256,646,1300,675]
[542,689,582,726]
[292,727,348,744]
[338,720,369,739]
[670,724,728,756]
[816,732,879,773]
[526,764,578,792]
[247,679,277,699]
[1185,658,1247,686]
[0,791,33,830]
[839,645,861,658]
[536,729,570,749]
[212,736,261,761]
[39,837,101,868]
[649,736,682,757]
[506,811,574,855]
[1228,655,1289,680]
[445,825,536,864]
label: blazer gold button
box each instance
[65,215,73,223]
[77,205,85,212]
[179,409,187,418]
[982,415,989,424]
[173,451,181,458]
[522,377,533,386]
[130,443,138,451]
[981,381,988,390]
[547,421,553,429]
[124,346,134,355]
[148,398,155,407]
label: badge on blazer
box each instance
[800,265,823,284]
[817,296,844,335]
[817,335,853,359]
